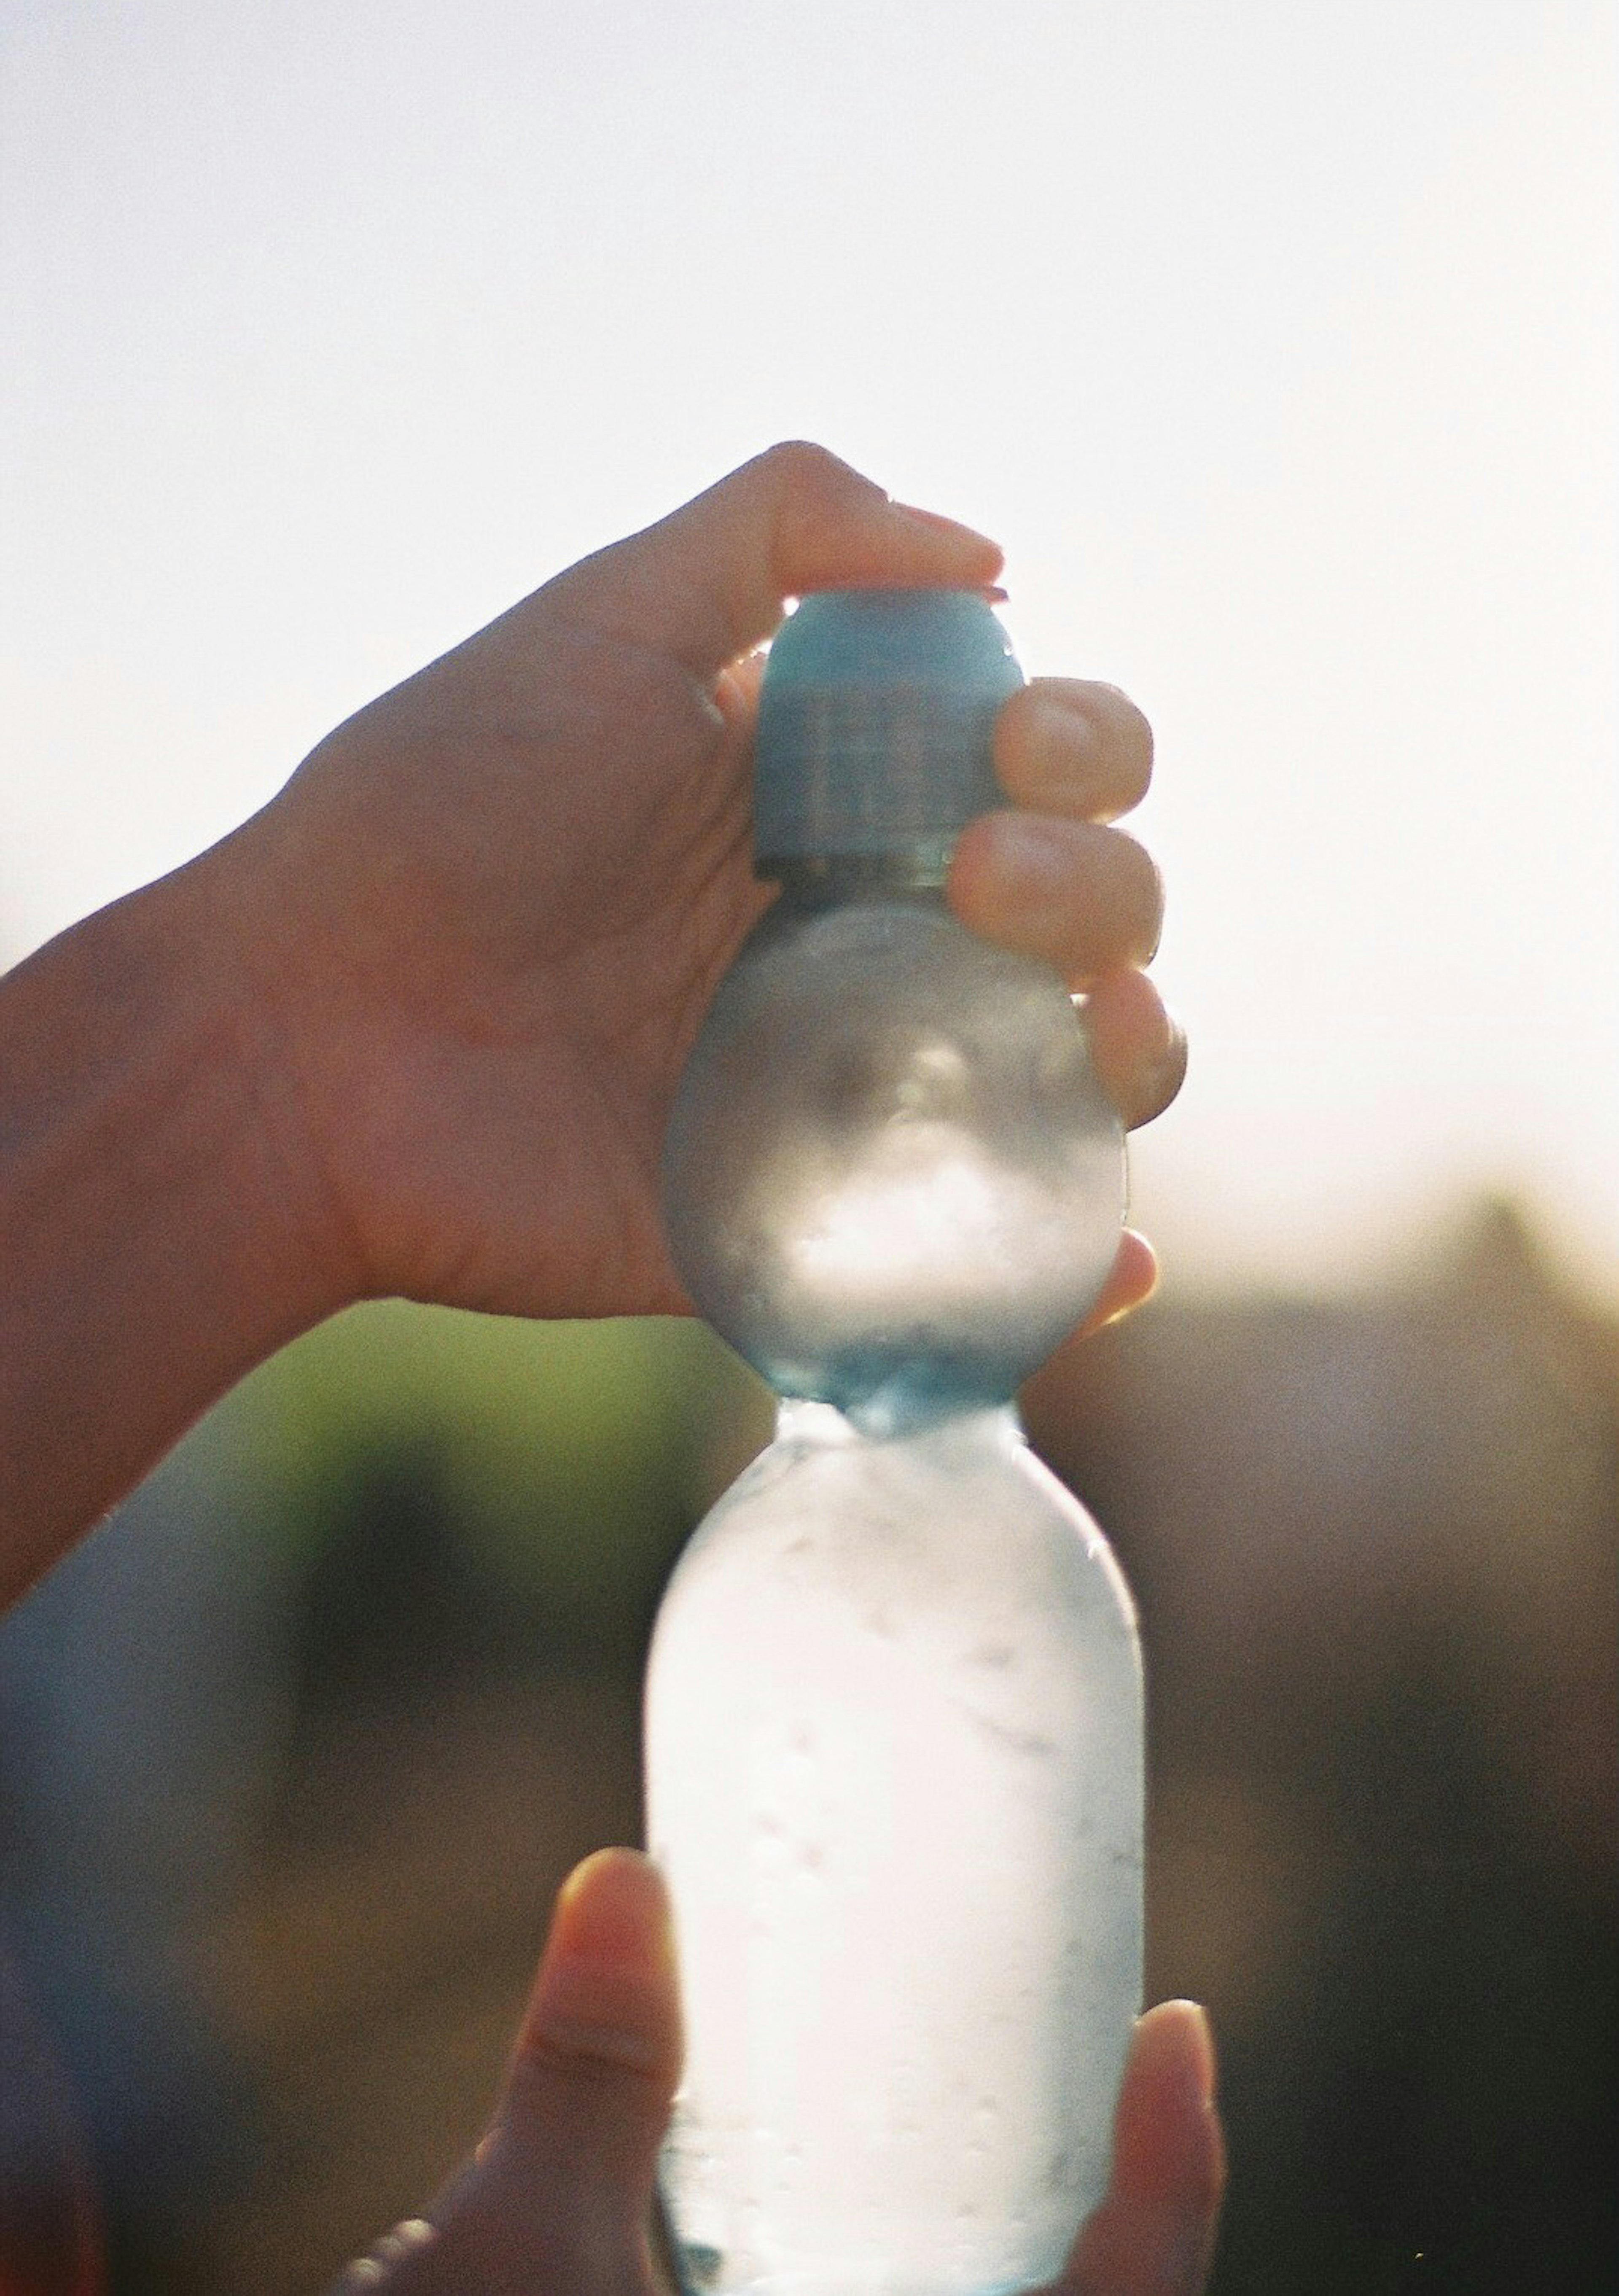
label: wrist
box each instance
[0,848,353,1591]
[175,827,367,1328]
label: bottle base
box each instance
[666,2243,1060,2296]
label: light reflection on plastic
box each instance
[787,1132,1051,1301]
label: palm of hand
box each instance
[249,601,767,1322]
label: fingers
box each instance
[951,669,1164,993]
[1062,2002,1226,2296]
[994,681,1154,824]
[329,1852,680,2292]
[953,671,1182,1168]
[1076,1229,1160,1336]
[501,1849,683,2203]
[950,812,1164,981]
[463,1849,681,2284]
[549,441,1004,676]
[949,809,1182,1142]
[1085,968,1188,1133]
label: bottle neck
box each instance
[759,852,955,910]
[775,1392,1028,1449]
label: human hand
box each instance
[331,1849,1222,2296]
[220,444,1183,1332]
[328,1855,1212,2287]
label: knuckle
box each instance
[760,436,836,479]
[755,438,872,509]
[750,440,885,605]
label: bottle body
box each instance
[648,589,1142,2294]
[646,1402,1142,2296]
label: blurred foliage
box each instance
[3,1207,1613,2294]
[215,1304,773,1654]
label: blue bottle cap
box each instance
[754,589,1025,891]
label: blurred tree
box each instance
[1025,1198,1618,2295]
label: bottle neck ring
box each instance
[758,849,957,906]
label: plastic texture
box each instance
[661,897,1124,1436]
[753,589,1024,890]
[647,1405,1143,2296]
[648,589,1141,2294]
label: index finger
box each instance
[546,442,1004,678]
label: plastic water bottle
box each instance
[646,590,1142,2296]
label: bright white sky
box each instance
[3,0,1616,1299]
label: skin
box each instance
[332,1850,1224,2296]
[0,443,1214,2288]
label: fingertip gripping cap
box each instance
[754,589,1025,887]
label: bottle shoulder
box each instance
[655,1411,1139,1647]
[646,1413,1142,1776]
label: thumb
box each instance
[1063,2000,1225,2296]
[326,1855,679,2293]
[546,440,1005,676]
[497,1848,683,2227]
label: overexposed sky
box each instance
[3,0,1616,1296]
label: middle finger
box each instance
[949,811,1164,983]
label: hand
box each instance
[0,441,1181,1604]
[332,1849,1224,2296]
[221,443,1183,1330]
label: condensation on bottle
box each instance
[645,590,1143,2296]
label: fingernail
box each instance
[1176,2000,1218,2111]
[1133,1997,1218,2113]
[524,1850,676,2074]
[1028,686,1101,738]
[890,500,1003,560]
[1095,1230,1158,1329]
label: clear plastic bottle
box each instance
[646,591,1142,2296]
